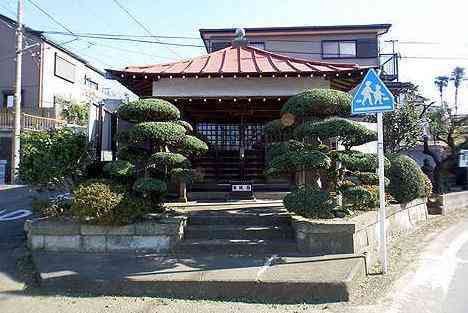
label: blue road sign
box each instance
[352,69,395,114]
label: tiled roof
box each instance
[108,45,367,78]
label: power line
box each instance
[26,0,76,36]
[42,30,200,40]
[110,0,181,58]
[40,32,205,47]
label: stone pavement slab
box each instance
[33,252,365,303]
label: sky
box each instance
[1,0,467,112]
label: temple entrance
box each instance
[194,121,265,183]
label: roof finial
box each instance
[232,28,247,47]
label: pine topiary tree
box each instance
[266,88,381,217]
[109,98,208,205]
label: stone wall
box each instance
[439,191,468,215]
[292,198,428,267]
[25,216,187,253]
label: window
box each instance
[249,41,265,50]
[2,90,15,109]
[54,53,76,83]
[210,41,230,52]
[322,40,357,58]
[84,76,99,90]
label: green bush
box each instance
[338,151,390,173]
[265,140,306,163]
[342,185,378,210]
[283,186,336,219]
[133,177,167,195]
[174,120,194,132]
[387,154,431,203]
[264,119,296,141]
[351,172,389,186]
[103,160,135,179]
[128,122,186,146]
[150,152,190,170]
[281,89,352,118]
[170,168,194,183]
[60,98,89,125]
[71,180,125,225]
[117,98,180,123]
[116,145,151,163]
[19,128,88,186]
[111,195,159,224]
[294,118,377,150]
[266,150,331,176]
[178,135,209,156]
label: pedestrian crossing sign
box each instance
[352,69,395,114]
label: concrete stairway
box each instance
[175,206,298,255]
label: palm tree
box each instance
[434,75,449,105]
[451,67,465,115]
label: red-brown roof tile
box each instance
[108,45,367,78]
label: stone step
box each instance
[184,225,295,240]
[188,213,291,226]
[174,239,298,255]
[33,252,366,303]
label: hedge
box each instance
[128,122,186,146]
[342,185,378,210]
[294,118,377,150]
[133,177,167,195]
[283,186,336,219]
[387,154,431,203]
[281,89,352,119]
[117,98,180,123]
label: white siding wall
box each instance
[153,77,330,97]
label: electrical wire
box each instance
[26,0,76,36]
[110,0,182,58]
[42,30,200,40]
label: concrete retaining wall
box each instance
[439,191,468,215]
[292,198,428,267]
[25,216,187,253]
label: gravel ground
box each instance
[1,209,467,313]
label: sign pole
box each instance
[377,112,388,273]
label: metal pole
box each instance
[11,0,23,184]
[377,112,388,273]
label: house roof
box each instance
[200,24,392,38]
[107,44,368,79]
[0,13,105,76]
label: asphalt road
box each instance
[381,218,468,313]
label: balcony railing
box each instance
[0,111,69,131]
[379,53,399,82]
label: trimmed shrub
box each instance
[294,118,377,150]
[338,150,390,173]
[264,119,296,141]
[111,195,159,224]
[178,135,209,156]
[342,185,378,210]
[71,180,125,225]
[281,89,352,118]
[265,140,306,163]
[387,154,430,203]
[283,186,336,219]
[266,150,331,176]
[133,177,167,195]
[117,145,151,163]
[103,160,135,179]
[117,98,180,123]
[128,122,186,146]
[351,171,390,186]
[170,168,194,183]
[173,120,194,132]
[150,152,190,170]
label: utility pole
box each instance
[11,0,23,184]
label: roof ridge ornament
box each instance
[232,28,247,48]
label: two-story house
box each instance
[0,13,108,183]
[107,24,395,194]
